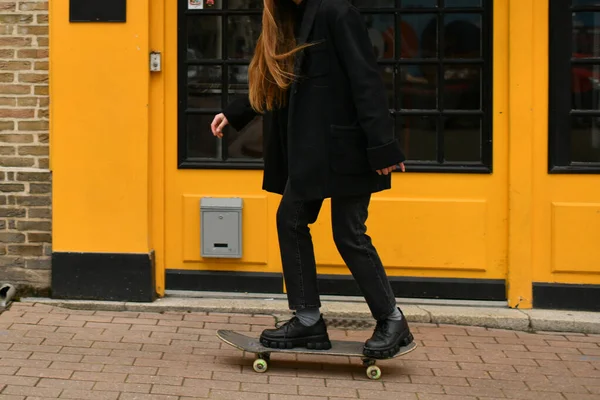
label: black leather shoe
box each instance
[363,309,414,359]
[260,314,332,350]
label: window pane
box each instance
[364,14,395,60]
[444,14,482,59]
[572,65,600,110]
[401,14,438,59]
[354,0,395,8]
[402,0,438,8]
[445,0,481,6]
[397,116,438,162]
[187,114,220,159]
[188,65,222,109]
[226,117,264,159]
[444,65,481,110]
[381,65,395,108]
[227,15,261,59]
[572,0,600,6]
[228,66,249,103]
[573,12,600,58]
[228,0,262,8]
[187,16,222,60]
[571,116,600,163]
[399,65,438,110]
[444,116,481,162]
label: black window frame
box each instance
[549,0,600,173]
[178,0,494,173]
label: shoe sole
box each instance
[362,332,414,359]
[260,334,332,350]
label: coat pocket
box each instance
[329,125,372,174]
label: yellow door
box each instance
[155,0,510,300]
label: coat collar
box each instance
[293,0,322,76]
[296,0,322,47]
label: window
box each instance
[550,0,600,172]
[179,0,493,171]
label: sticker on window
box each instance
[188,0,203,9]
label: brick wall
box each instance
[0,0,51,290]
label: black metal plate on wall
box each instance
[70,0,127,22]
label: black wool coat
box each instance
[223,0,406,200]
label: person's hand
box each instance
[210,113,228,138]
[376,162,405,175]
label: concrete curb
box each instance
[18,296,600,334]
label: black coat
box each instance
[223,0,405,200]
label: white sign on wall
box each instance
[188,0,203,10]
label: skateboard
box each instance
[216,329,418,380]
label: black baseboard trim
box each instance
[166,270,283,294]
[533,283,600,311]
[51,251,156,302]
[318,275,506,301]
[166,270,506,301]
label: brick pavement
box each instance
[0,302,598,400]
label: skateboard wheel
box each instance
[366,365,381,380]
[253,359,268,373]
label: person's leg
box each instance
[259,184,331,350]
[331,194,414,358]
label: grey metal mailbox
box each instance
[200,197,243,258]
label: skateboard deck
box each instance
[216,329,418,380]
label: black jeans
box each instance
[276,184,398,321]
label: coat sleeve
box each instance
[222,96,260,132]
[331,5,406,169]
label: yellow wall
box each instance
[50,0,152,254]
[530,1,600,287]
[49,0,600,305]
[161,1,510,287]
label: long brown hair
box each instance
[248,0,309,113]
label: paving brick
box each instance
[409,375,469,386]
[150,384,209,397]
[49,361,103,372]
[36,378,94,390]
[0,366,18,375]
[208,390,267,400]
[0,359,50,369]
[417,395,476,400]
[383,382,443,393]
[156,367,212,380]
[502,389,568,399]
[0,375,39,390]
[1,386,61,398]
[241,382,296,394]
[432,368,490,379]
[268,395,326,400]
[126,374,183,386]
[563,394,600,400]
[184,378,241,391]
[81,355,135,366]
[0,396,25,400]
[92,341,140,351]
[30,352,82,363]
[102,365,158,375]
[60,347,110,356]
[269,376,324,386]
[71,371,127,383]
[92,382,151,393]
[117,394,179,400]
[16,367,72,379]
[356,389,418,399]
[113,318,158,326]
[59,389,119,400]
[299,385,357,397]
[0,350,31,360]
